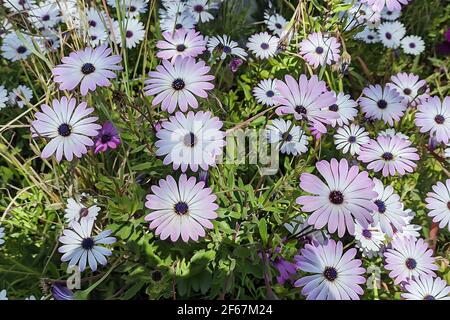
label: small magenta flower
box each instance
[94,122,121,154]
[229,57,243,73]
[51,283,74,300]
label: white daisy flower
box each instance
[86,27,109,47]
[4,0,36,12]
[401,35,425,55]
[207,34,247,60]
[1,32,34,62]
[9,85,33,108]
[160,11,196,32]
[378,21,406,48]
[187,0,215,23]
[371,178,407,237]
[159,0,188,18]
[266,119,309,156]
[0,86,8,110]
[264,12,287,36]
[354,222,385,258]
[355,27,380,43]
[334,124,370,156]
[84,7,107,31]
[380,7,401,20]
[402,276,450,300]
[30,97,101,162]
[252,78,280,106]
[28,3,61,30]
[387,72,429,106]
[378,128,410,140]
[64,198,100,227]
[0,226,5,245]
[359,84,406,126]
[327,92,358,127]
[246,32,279,59]
[38,32,61,53]
[393,209,422,240]
[0,290,7,300]
[155,111,226,172]
[113,18,145,49]
[58,218,116,272]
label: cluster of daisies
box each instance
[343,0,425,55]
[0,0,449,301]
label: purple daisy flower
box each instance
[425,179,450,232]
[384,237,438,285]
[386,72,429,107]
[156,29,206,62]
[296,158,377,237]
[299,32,341,69]
[155,111,225,172]
[274,74,338,134]
[359,84,406,126]
[52,45,122,96]
[358,135,419,177]
[144,57,215,113]
[361,0,410,12]
[371,178,407,237]
[402,275,450,300]
[31,97,101,162]
[415,96,450,144]
[144,174,218,242]
[294,240,366,300]
[94,122,121,154]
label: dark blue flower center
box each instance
[172,78,185,90]
[266,90,274,97]
[17,46,27,54]
[377,99,388,109]
[329,191,344,205]
[129,5,136,12]
[126,30,133,38]
[101,134,112,143]
[385,32,392,40]
[323,267,338,281]
[88,20,97,27]
[81,237,94,250]
[282,132,292,142]
[423,295,435,300]
[174,201,189,215]
[374,199,386,213]
[382,152,394,161]
[295,105,307,115]
[315,46,324,54]
[194,4,204,12]
[362,229,372,238]
[434,115,445,124]
[260,42,269,50]
[58,123,72,137]
[405,258,417,270]
[183,132,197,147]
[79,207,89,218]
[409,42,416,48]
[175,23,183,29]
[223,46,231,54]
[348,136,356,143]
[81,63,96,75]
[176,44,186,52]
[329,104,339,112]
[42,14,50,21]
[275,23,282,29]
[403,88,412,95]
